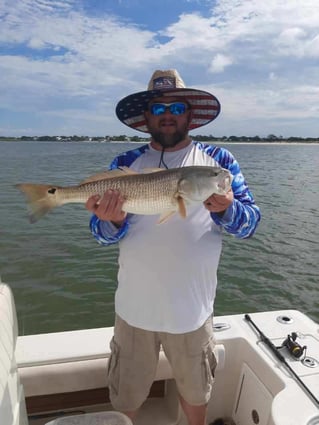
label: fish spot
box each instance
[48,188,56,194]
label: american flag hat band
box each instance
[115,70,221,133]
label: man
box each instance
[86,69,261,425]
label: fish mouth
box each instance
[218,174,232,191]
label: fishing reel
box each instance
[278,332,307,359]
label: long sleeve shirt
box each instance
[89,141,260,333]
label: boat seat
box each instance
[0,281,132,425]
[16,322,225,398]
[45,411,132,425]
[0,281,26,425]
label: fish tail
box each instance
[15,183,62,223]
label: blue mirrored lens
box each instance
[150,102,187,116]
[170,103,187,115]
[151,104,166,115]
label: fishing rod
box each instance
[244,314,319,407]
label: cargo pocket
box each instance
[106,337,120,397]
[207,342,218,378]
[202,342,217,392]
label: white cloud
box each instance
[209,54,233,73]
[0,0,319,136]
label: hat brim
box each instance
[116,88,221,133]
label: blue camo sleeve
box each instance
[89,144,149,246]
[90,215,130,246]
[202,144,261,239]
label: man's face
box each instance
[144,96,192,149]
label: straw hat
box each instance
[115,69,221,133]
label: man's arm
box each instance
[206,146,261,239]
[86,190,129,246]
[85,145,149,246]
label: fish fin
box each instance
[157,211,176,224]
[157,194,187,224]
[118,166,164,175]
[141,167,166,174]
[118,166,139,175]
[15,183,61,223]
[176,196,187,218]
[80,167,136,184]
[81,167,164,184]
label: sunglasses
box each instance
[149,102,189,116]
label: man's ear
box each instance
[144,110,150,126]
[187,108,193,129]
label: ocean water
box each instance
[0,141,318,335]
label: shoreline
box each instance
[0,139,318,146]
[213,141,319,145]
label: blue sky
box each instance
[1,0,318,137]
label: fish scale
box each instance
[82,170,181,214]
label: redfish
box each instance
[16,166,232,223]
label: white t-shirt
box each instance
[115,143,223,333]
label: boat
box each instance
[1,279,318,425]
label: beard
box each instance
[147,117,190,148]
[149,129,188,148]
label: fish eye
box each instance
[48,188,56,194]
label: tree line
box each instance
[0,134,318,143]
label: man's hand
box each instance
[86,189,127,226]
[204,189,234,214]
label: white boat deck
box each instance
[1,281,319,425]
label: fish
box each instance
[15,165,233,224]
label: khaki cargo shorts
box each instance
[106,315,217,411]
